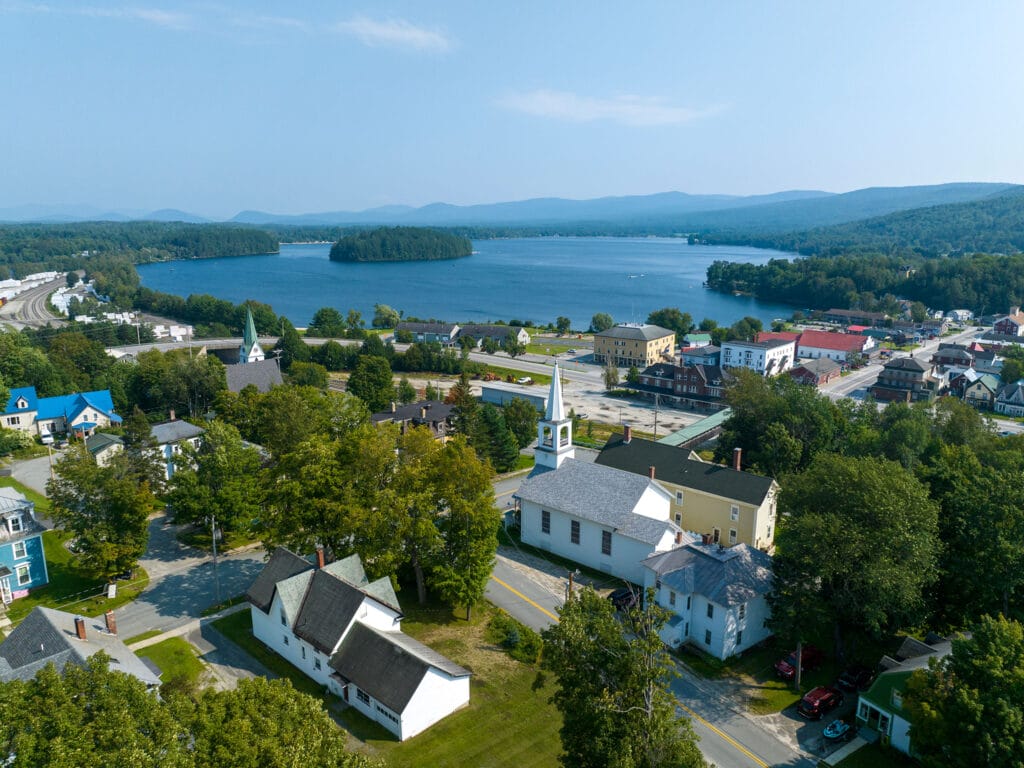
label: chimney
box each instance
[648,465,656,480]
[391,401,397,413]
[701,533,712,545]
[675,531,683,546]
[104,610,117,636]
[74,616,86,641]
[168,408,176,421]
[1012,306,1020,316]
[315,546,325,569]
[732,447,742,471]
[420,406,428,419]
[623,425,632,444]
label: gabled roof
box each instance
[883,356,931,372]
[595,434,776,506]
[292,570,366,654]
[724,338,793,350]
[85,432,124,456]
[642,542,773,608]
[755,331,801,343]
[596,323,674,341]
[396,321,458,335]
[370,400,454,425]
[860,637,954,714]
[35,390,120,423]
[330,623,470,714]
[997,379,1024,403]
[246,547,314,612]
[791,358,842,377]
[226,359,283,394]
[0,607,160,686]
[516,459,678,546]
[797,329,869,353]
[967,374,1000,393]
[150,420,205,446]
[457,324,525,339]
[3,386,38,414]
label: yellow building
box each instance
[593,324,675,368]
[595,429,779,551]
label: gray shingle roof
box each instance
[643,543,773,607]
[370,400,454,425]
[85,432,124,456]
[883,356,931,372]
[0,607,161,686]
[246,548,313,612]
[330,623,469,714]
[516,459,679,546]
[150,420,205,445]
[225,359,284,394]
[292,570,366,654]
[595,434,775,506]
[596,324,674,341]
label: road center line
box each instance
[678,702,769,768]
[491,575,560,622]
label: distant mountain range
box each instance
[0,183,1017,237]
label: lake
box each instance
[136,237,796,330]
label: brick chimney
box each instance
[675,531,683,545]
[168,408,176,421]
[74,616,86,641]
[315,545,325,569]
[733,447,742,471]
[623,425,632,444]
[648,465,656,479]
[104,610,117,635]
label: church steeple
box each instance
[535,363,574,471]
[240,306,265,363]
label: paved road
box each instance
[0,277,66,329]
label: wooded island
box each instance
[329,226,472,263]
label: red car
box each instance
[774,645,824,680]
[797,686,844,720]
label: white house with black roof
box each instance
[247,547,470,741]
[641,541,774,660]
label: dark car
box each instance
[608,587,639,611]
[774,645,824,680]
[837,664,874,692]
[797,686,844,720]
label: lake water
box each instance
[136,237,796,330]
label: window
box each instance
[704,629,712,645]
[6,416,19,426]
[283,635,290,646]
[8,516,22,533]
[712,528,720,544]
[280,606,287,625]
[314,657,322,671]
[730,505,740,521]
[675,491,684,504]
[686,595,691,610]
[601,530,612,556]
[16,565,29,586]
[706,603,714,619]
[738,603,746,619]
[858,702,869,720]
[12,541,26,560]
[570,520,580,545]
[301,646,306,660]
[356,688,370,705]
[674,513,681,524]
[541,510,550,534]
[891,690,902,708]
[669,591,676,607]
[729,529,737,545]
[878,714,890,734]
[375,703,399,724]
[736,630,743,646]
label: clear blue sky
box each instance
[2,1,1022,218]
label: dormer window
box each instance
[8,516,23,534]
[16,398,27,410]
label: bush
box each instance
[0,428,34,456]
[487,610,543,664]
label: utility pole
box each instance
[653,393,660,438]
[208,514,221,605]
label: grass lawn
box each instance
[125,629,163,645]
[525,342,577,356]
[833,742,916,768]
[512,454,535,472]
[177,524,261,553]
[477,366,552,385]
[7,528,149,624]
[136,637,205,688]
[214,599,562,768]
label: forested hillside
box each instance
[329,226,472,262]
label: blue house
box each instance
[2,386,121,439]
[0,488,49,604]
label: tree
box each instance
[121,406,165,493]
[590,312,614,333]
[371,303,400,329]
[48,446,152,579]
[769,454,940,662]
[481,335,500,354]
[904,616,1024,768]
[542,588,706,768]
[504,331,526,359]
[909,300,929,323]
[314,339,352,372]
[65,270,80,288]
[626,365,640,384]
[273,318,310,371]
[346,356,395,412]
[556,316,571,335]
[646,307,694,338]
[308,307,346,337]
[289,361,329,389]
[476,404,519,473]
[166,421,265,534]
[603,361,620,390]
[396,377,417,404]
[446,372,479,439]
[503,397,539,449]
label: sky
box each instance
[2,1,1023,218]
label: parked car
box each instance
[608,587,639,611]
[774,645,824,680]
[516,377,533,385]
[797,686,844,720]
[823,719,854,742]
[837,664,874,692]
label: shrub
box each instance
[487,610,543,664]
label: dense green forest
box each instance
[329,226,472,262]
[0,222,277,278]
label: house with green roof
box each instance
[856,635,953,755]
